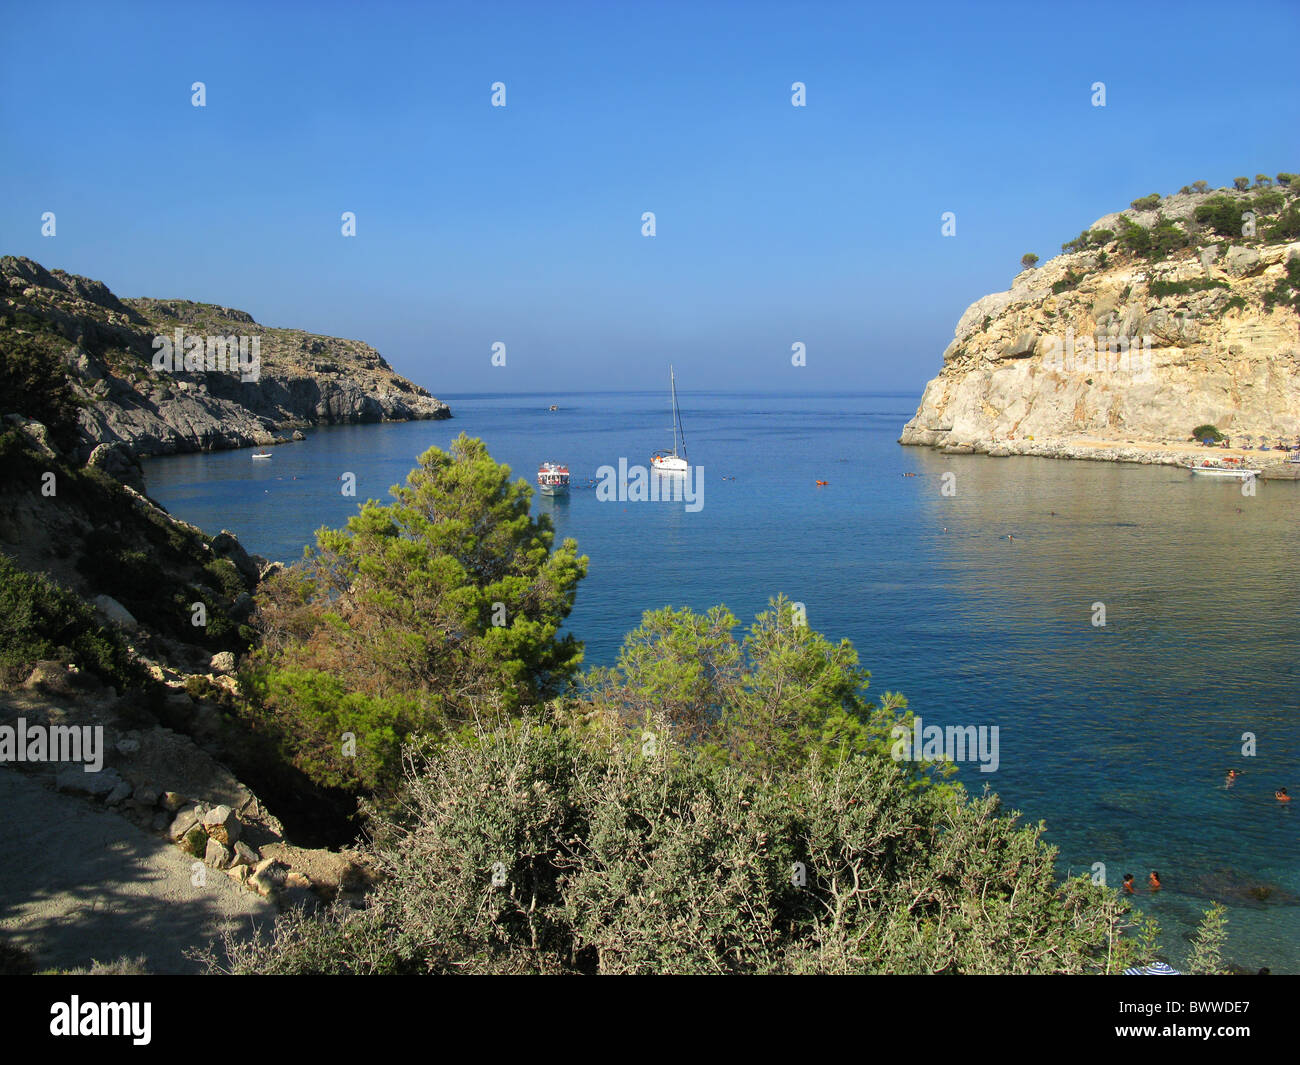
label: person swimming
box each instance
[1226,769,1239,787]
[1148,871,1162,891]
[1277,788,1291,803]
[1122,873,1135,894]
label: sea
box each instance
[141,390,1300,972]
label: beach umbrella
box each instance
[1122,961,1181,975]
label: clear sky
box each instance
[2,0,1297,395]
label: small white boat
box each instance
[252,450,272,461]
[1185,463,1256,480]
[650,364,690,474]
[537,461,570,495]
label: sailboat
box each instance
[650,365,690,474]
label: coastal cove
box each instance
[141,390,1300,972]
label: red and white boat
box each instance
[537,462,570,496]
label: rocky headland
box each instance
[901,177,1300,477]
[2,255,450,462]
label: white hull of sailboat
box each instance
[651,456,690,474]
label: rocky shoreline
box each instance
[901,429,1300,479]
[2,255,451,462]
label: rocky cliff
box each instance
[901,181,1300,466]
[1,256,450,459]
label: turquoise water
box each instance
[141,391,1300,971]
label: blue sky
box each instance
[2,0,1297,395]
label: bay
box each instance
[142,390,1300,971]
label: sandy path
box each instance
[0,766,274,973]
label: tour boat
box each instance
[1185,462,1256,480]
[537,461,570,495]
[252,450,272,460]
[650,365,690,474]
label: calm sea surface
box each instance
[142,391,1300,971]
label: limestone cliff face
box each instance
[901,187,1300,455]
[1,256,450,459]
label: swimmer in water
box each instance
[1226,769,1239,787]
[1148,871,1162,891]
[1122,873,1135,894]
[1277,787,1291,803]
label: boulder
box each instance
[93,595,138,631]
[204,838,233,869]
[201,804,240,845]
[168,807,200,841]
[160,791,188,813]
[55,767,124,798]
[209,651,237,675]
[1005,331,1037,358]
[23,661,77,696]
[1223,246,1262,278]
[210,530,259,583]
[230,841,260,869]
[105,781,133,805]
[133,784,160,807]
[86,442,146,493]
[229,593,255,622]
[249,858,289,897]
[5,415,60,459]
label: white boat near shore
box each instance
[1185,463,1256,480]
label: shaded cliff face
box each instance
[901,186,1300,453]
[1,256,450,459]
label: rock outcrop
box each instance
[901,183,1300,465]
[1,255,450,461]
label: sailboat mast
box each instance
[670,365,687,460]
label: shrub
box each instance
[1130,193,1161,211]
[1253,174,1272,188]
[1020,253,1039,270]
[0,553,146,690]
[578,596,936,783]
[1187,903,1229,976]
[1061,230,1090,254]
[1149,278,1227,298]
[1264,204,1300,241]
[247,433,588,793]
[1194,195,1246,237]
[1261,260,1300,312]
[1253,190,1285,215]
[1192,424,1224,442]
[1052,269,1084,295]
[1276,173,1297,187]
[1233,176,1249,190]
[0,327,80,453]
[197,721,1137,975]
[1192,180,1209,193]
[1117,217,1152,257]
[1148,215,1190,259]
